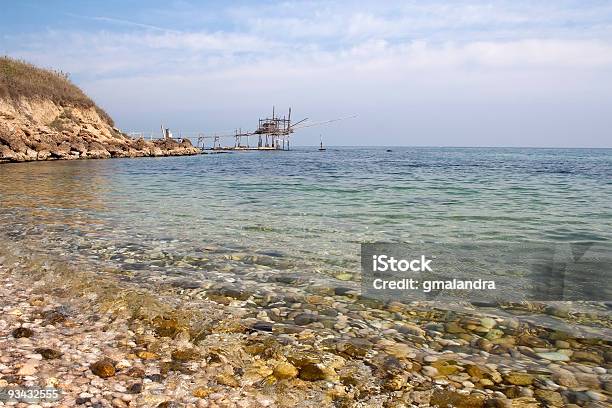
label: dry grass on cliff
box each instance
[0,56,114,126]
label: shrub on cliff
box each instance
[0,56,114,126]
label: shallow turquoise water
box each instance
[1,147,611,297]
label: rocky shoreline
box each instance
[0,97,200,163]
[0,243,610,408]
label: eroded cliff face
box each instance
[0,97,199,163]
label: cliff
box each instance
[0,57,199,163]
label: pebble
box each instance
[273,362,298,379]
[552,368,578,387]
[12,327,34,338]
[1,244,610,407]
[252,321,273,332]
[17,363,37,376]
[422,366,439,377]
[585,390,606,401]
[536,352,570,361]
[480,317,497,329]
[90,359,116,378]
[504,372,534,386]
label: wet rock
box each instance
[396,323,426,337]
[537,352,570,362]
[170,279,201,289]
[534,389,564,407]
[17,362,37,376]
[152,316,182,337]
[294,313,319,326]
[383,374,406,391]
[12,327,33,338]
[274,275,299,284]
[480,317,497,329]
[552,368,578,387]
[126,367,145,378]
[273,362,298,379]
[431,361,460,376]
[252,321,273,332]
[333,287,356,296]
[336,338,372,358]
[446,322,465,334]
[215,373,239,387]
[193,387,211,398]
[484,328,504,340]
[545,304,570,318]
[518,335,547,348]
[41,309,67,325]
[476,338,493,352]
[171,348,200,362]
[215,286,250,300]
[299,363,335,382]
[136,351,158,360]
[90,359,116,378]
[585,390,606,402]
[145,374,164,382]
[160,361,194,375]
[34,347,62,359]
[128,382,143,394]
[485,398,512,408]
[422,366,439,377]
[466,364,485,379]
[504,372,534,386]
[384,342,414,360]
[574,373,601,389]
[430,389,485,408]
[572,351,603,364]
[157,402,179,408]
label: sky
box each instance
[1,0,612,147]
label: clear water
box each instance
[1,147,611,321]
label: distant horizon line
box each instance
[205,144,612,150]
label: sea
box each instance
[1,147,611,338]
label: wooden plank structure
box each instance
[197,107,307,151]
[127,109,355,151]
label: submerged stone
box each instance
[299,363,333,381]
[128,382,143,394]
[12,327,33,338]
[504,372,534,386]
[126,367,145,378]
[42,309,67,325]
[90,359,116,378]
[252,321,273,332]
[193,387,211,398]
[34,348,62,359]
[536,352,570,362]
[216,373,239,387]
[534,389,564,407]
[152,316,181,338]
[171,348,200,362]
[430,390,485,408]
[294,313,319,326]
[572,351,603,364]
[336,338,372,358]
[273,362,298,379]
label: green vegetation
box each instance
[0,56,114,126]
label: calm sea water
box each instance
[1,147,611,311]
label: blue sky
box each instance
[2,1,612,147]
